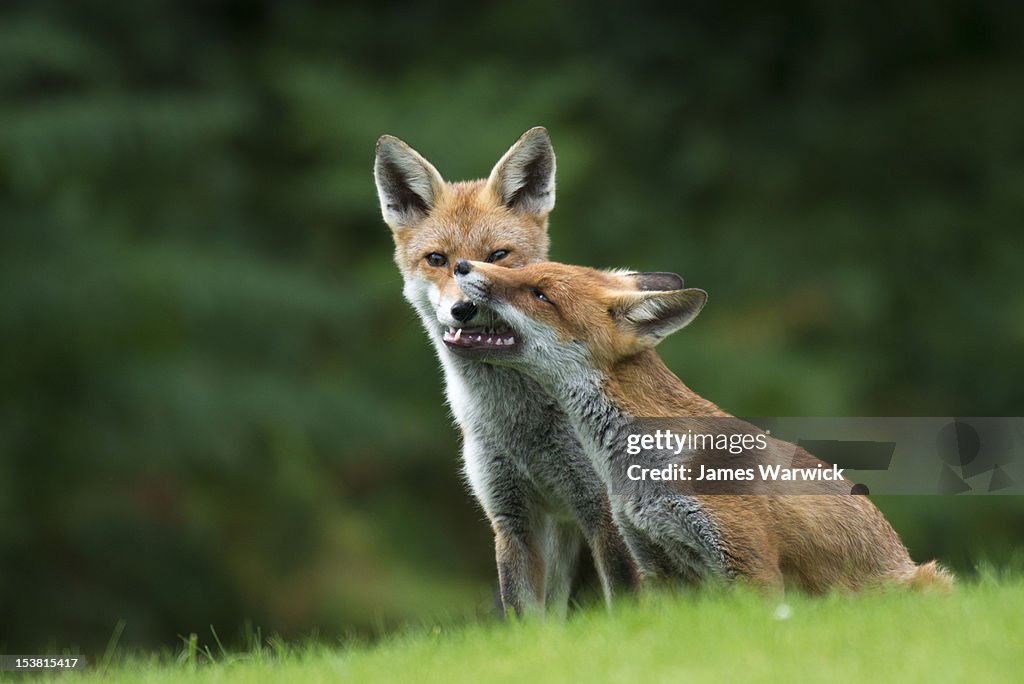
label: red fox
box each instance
[373,129,639,616]
[452,259,952,593]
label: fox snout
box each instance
[450,261,482,322]
[453,261,493,304]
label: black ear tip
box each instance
[633,272,684,291]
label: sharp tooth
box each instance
[495,339,504,346]
[486,336,493,344]
[453,328,462,342]
[475,335,481,342]
[505,337,514,345]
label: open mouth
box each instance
[442,326,519,350]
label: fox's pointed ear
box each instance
[374,135,445,230]
[614,288,707,345]
[485,127,556,217]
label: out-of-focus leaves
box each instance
[2,0,1023,656]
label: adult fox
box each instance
[373,128,639,616]
[453,259,952,593]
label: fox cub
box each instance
[453,259,952,593]
[374,129,639,616]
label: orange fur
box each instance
[460,261,953,594]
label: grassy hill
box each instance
[37,577,1024,684]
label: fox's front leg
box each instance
[551,446,640,605]
[492,514,545,617]
[541,519,583,619]
[464,439,546,617]
[580,505,642,605]
[593,519,643,603]
[613,512,691,584]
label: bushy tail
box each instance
[902,560,954,593]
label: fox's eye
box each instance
[486,249,510,263]
[425,252,447,268]
[530,286,550,303]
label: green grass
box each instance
[34,578,1024,684]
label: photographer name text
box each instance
[626,462,845,482]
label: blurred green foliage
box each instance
[2,0,1023,656]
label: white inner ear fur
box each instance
[619,289,707,342]
[374,136,445,229]
[485,127,556,216]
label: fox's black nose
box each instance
[451,300,477,323]
[453,259,472,276]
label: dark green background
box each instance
[2,0,1023,656]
